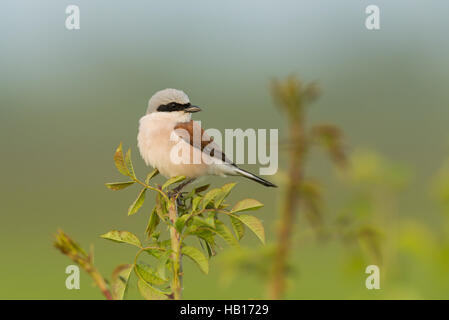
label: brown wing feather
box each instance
[174,121,234,165]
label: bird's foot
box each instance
[167,190,188,208]
[169,178,196,197]
[168,178,196,208]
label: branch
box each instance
[167,196,183,300]
[53,229,113,300]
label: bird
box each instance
[137,88,277,190]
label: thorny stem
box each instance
[168,194,183,300]
[88,267,114,300]
[269,110,306,299]
[53,232,114,300]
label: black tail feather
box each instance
[235,168,278,188]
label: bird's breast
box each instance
[137,115,209,178]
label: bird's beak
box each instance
[184,105,202,113]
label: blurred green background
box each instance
[1,0,449,299]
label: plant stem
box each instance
[269,111,306,299]
[53,230,114,300]
[134,177,169,201]
[168,196,183,300]
[88,266,114,300]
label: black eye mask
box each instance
[157,102,192,112]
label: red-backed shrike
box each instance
[137,89,277,188]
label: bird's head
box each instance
[146,89,201,121]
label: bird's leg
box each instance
[168,178,196,207]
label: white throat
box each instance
[147,111,192,123]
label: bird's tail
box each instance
[233,167,278,188]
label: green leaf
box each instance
[145,207,160,237]
[105,181,135,191]
[156,251,171,281]
[135,264,167,286]
[205,212,216,229]
[231,198,264,213]
[125,149,136,179]
[215,220,239,248]
[175,214,190,233]
[230,216,245,240]
[137,279,168,300]
[145,169,159,184]
[186,184,210,200]
[162,175,185,190]
[232,214,265,244]
[202,188,221,209]
[203,239,215,257]
[151,231,161,241]
[111,264,133,300]
[100,230,142,248]
[155,193,168,221]
[215,183,236,208]
[128,188,146,216]
[182,246,209,274]
[114,143,131,177]
[192,216,213,229]
[191,196,203,212]
[194,184,210,194]
[185,226,216,249]
[143,248,164,259]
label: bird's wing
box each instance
[174,120,234,165]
